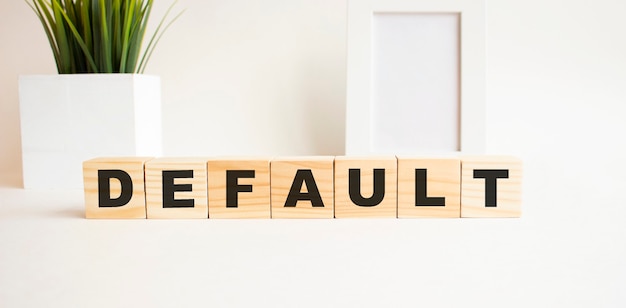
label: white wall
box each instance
[1,0,626,306]
[149,0,348,157]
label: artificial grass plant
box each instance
[27,0,182,74]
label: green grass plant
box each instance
[27,0,182,74]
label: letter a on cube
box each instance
[271,157,334,218]
[83,157,153,219]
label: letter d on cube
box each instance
[83,157,153,219]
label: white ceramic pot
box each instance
[19,74,162,189]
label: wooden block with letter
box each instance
[461,156,522,217]
[270,156,334,218]
[145,157,209,219]
[207,157,271,218]
[334,156,397,218]
[83,157,153,219]
[397,157,460,218]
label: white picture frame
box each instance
[345,0,485,155]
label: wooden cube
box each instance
[334,156,397,218]
[83,157,153,219]
[145,158,209,219]
[461,156,522,217]
[207,157,271,218]
[397,157,461,218]
[271,157,334,218]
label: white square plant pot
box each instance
[19,74,162,189]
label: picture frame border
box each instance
[345,0,486,155]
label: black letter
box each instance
[98,170,133,207]
[415,169,445,206]
[348,169,385,207]
[226,170,255,208]
[284,169,324,207]
[473,169,509,207]
[162,170,194,208]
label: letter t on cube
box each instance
[461,156,522,217]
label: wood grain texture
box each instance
[397,157,460,218]
[145,158,209,219]
[207,157,271,219]
[270,157,334,218]
[83,157,153,219]
[461,156,522,218]
[334,156,397,218]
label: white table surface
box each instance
[1,158,625,307]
